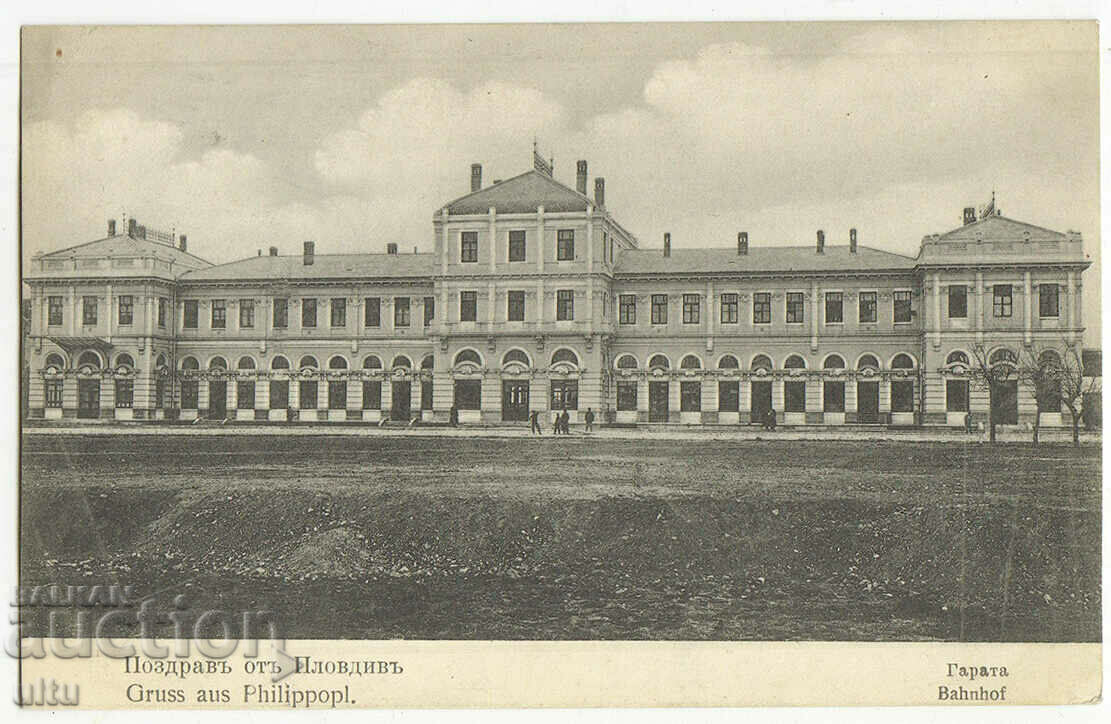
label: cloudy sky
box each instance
[21,22,1099,341]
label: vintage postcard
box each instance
[14,20,1102,709]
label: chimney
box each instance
[178,235,187,252]
[470,163,482,192]
[303,240,315,265]
[738,231,748,256]
[576,160,588,195]
[963,207,976,225]
[269,246,278,256]
[663,232,671,258]
[816,230,825,254]
[128,218,137,236]
[849,228,858,254]
[594,177,605,208]
[107,219,116,236]
[386,243,398,255]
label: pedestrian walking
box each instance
[449,404,458,427]
[530,410,541,435]
[560,409,570,435]
[584,407,595,433]
[552,411,561,435]
[765,406,777,431]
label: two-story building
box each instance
[23,156,1091,428]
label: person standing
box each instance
[530,410,541,435]
[584,407,595,433]
[560,408,570,435]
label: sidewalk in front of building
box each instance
[20,420,1101,444]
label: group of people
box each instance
[529,407,595,435]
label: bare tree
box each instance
[1015,345,1064,446]
[968,344,1018,444]
[1055,343,1099,446]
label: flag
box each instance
[981,192,995,219]
[533,147,553,176]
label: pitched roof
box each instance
[179,252,435,282]
[36,232,212,267]
[614,245,916,275]
[935,215,1068,243]
[444,170,591,215]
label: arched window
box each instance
[822,355,846,370]
[616,354,639,369]
[989,348,1017,366]
[891,353,915,370]
[751,354,773,371]
[503,349,530,367]
[421,355,435,370]
[392,355,412,369]
[299,355,318,369]
[115,353,135,369]
[551,349,579,367]
[237,356,256,370]
[857,354,880,370]
[271,356,290,370]
[328,355,348,370]
[648,354,670,370]
[717,355,739,369]
[1039,350,1062,368]
[45,353,65,369]
[180,356,199,371]
[946,351,969,366]
[362,355,382,370]
[680,355,702,369]
[454,349,482,367]
[209,356,227,370]
[784,355,807,370]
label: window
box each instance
[858,292,877,323]
[48,296,63,326]
[993,285,1012,317]
[115,379,134,408]
[394,297,410,327]
[617,381,637,411]
[454,379,482,410]
[299,380,318,409]
[753,293,771,324]
[893,290,912,324]
[460,291,478,322]
[824,292,843,324]
[184,300,200,328]
[361,380,381,410]
[557,229,575,260]
[946,350,970,366]
[786,292,804,324]
[237,381,256,410]
[328,381,347,410]
[507,291,525,321]
[682,294,700,325]
[157,298,167,327]
[651,294,668,325]
[83,297,98,325]
[270,380,289,409]
[45,380,63,407]
[211,300,226,329]
[508,230,526,262]
[273,298,288,328]
[181,380,199,409]
[823,381,845,413]
[1039,284,1059,318]
[550,379,578,409]
[948,285,967,319]
[891,381,915,413]
[619,295,637,324]
[301,298,316,328]
[424,296,435,326]
[718,381,740,412]
[946,380,969,412]
[557,290,574,321]
[680,381,701,412]
[784,381,806,412]
[118,296,133,325]
[239,299,255,328]
[720,293,738,324]
[364,297,380,327]
[155,378,165,408]
[460,231,478,263]
[330,298,346,327]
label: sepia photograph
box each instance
[12,17,1103,709]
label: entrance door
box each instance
[648,381,669,422]
[501,381,529,421]
[208,381,227,419]
[990,380,1019,425]
[77,379,100,419]
[391,380,412,421]
[750,381,772,422]
[857,381,880,423]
